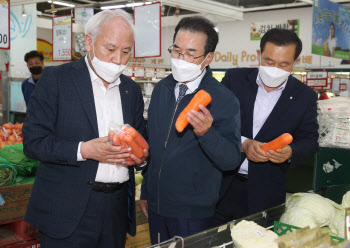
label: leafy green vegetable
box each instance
[0,157,17,186]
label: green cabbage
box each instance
[329,211,345,238]
[280,207,318,228]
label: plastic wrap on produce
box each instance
[317,97,350,149]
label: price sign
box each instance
[123,66,133,77]
[52,15,72,61]
[134,67,145,78]
[156,68,165,79]
[0,0,10,50]
[145,67,155,78]
[306,71,330,90]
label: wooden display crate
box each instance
[0,183,33,222]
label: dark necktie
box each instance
[176,84,188,104]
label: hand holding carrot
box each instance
[265,145,292,163]
[242,139,268,163]
[187,105,213,136]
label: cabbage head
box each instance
[329,210,345,238]
[280,207,318,228]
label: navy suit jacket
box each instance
[23,57,146,238]
[221,68,319,214]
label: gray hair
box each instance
[85,9,134,43]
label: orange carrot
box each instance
[108,130,116,143]
[125,127,149,150]
[119,132,133,161]
[112,135,121,146]
[261,133,293,152]
[175,89,212,132]
[123,133,143,159]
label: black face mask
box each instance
[29,66,43,75]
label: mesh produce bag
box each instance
[0,157,17,186]
[0,144,39,176]
[317,97,350,149]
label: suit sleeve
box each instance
[197,90,242,171]
[23,67,79,166]
[289,91,319,166]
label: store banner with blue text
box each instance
[312,0,350,60]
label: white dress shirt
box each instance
[239,74,287,175]
[174,68,206,99]
[77,57,129,183]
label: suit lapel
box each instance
[119,78,131,125]
[246,70,259,139]
[71,58,99,137]
[255,76,296,141]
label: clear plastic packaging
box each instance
[108,124,148,161]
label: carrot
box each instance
[112,135,121,146]
[119,132,133,161]
[125,127,149,149]
[175,89,212,133]
[123,133,143,159]
[260,133,293,152]
[108,130,116,143]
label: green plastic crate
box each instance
[273,221,345,245]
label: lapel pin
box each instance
[126,90,128,94]
[290,96,293,99]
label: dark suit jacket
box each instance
[23,57,146,238]
[221,68,319,214]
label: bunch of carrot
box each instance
[108,125,149,161]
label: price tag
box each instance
[156,68,165,79]
[134,67,145,78]
[0,1,10,50]
[145,67,155,78]
[123,66,133,77]
[53,15,72,61]
[255,230,264,237]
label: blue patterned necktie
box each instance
[176,84,188,104]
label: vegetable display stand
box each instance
[313,147,350,203]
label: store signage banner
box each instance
[52,15,72,61]
[312,0,350,60]
[0,0,10,50]
[134,2,161,58]
[250,20,299,40]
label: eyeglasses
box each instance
[168,45,205,63]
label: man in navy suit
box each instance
[23,10,148,248]
[213,28,319,225]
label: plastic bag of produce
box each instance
[0,157,17,186]
[341,190,350,210]
[0,144,39,176]
[108,124,148,161]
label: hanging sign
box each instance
[250,19,299,40]
[0,0,10,50]
[52,15,72,61]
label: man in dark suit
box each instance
[213,28,319,225]
[23,10,148,248]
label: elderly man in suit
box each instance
[23,9,148,248]
[213,28,319,226]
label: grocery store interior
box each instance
[0,0,350,247]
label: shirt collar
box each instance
[176,68,206,93]
[28,75,35,85]
[84,56,121,88]
[256,74,287,92]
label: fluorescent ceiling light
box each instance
[47,0,75,7]
[101,5,125,9]
[126,2,144,7]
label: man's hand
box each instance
[81,136,132,164]
[265,145,292,163]
[242,139,268,163]
[187,105,213,136]
[123,149,149,166]
[139,200,148,218]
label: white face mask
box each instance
[171,55,208,83]
[258,56,294,88]
[89,45,126,83]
